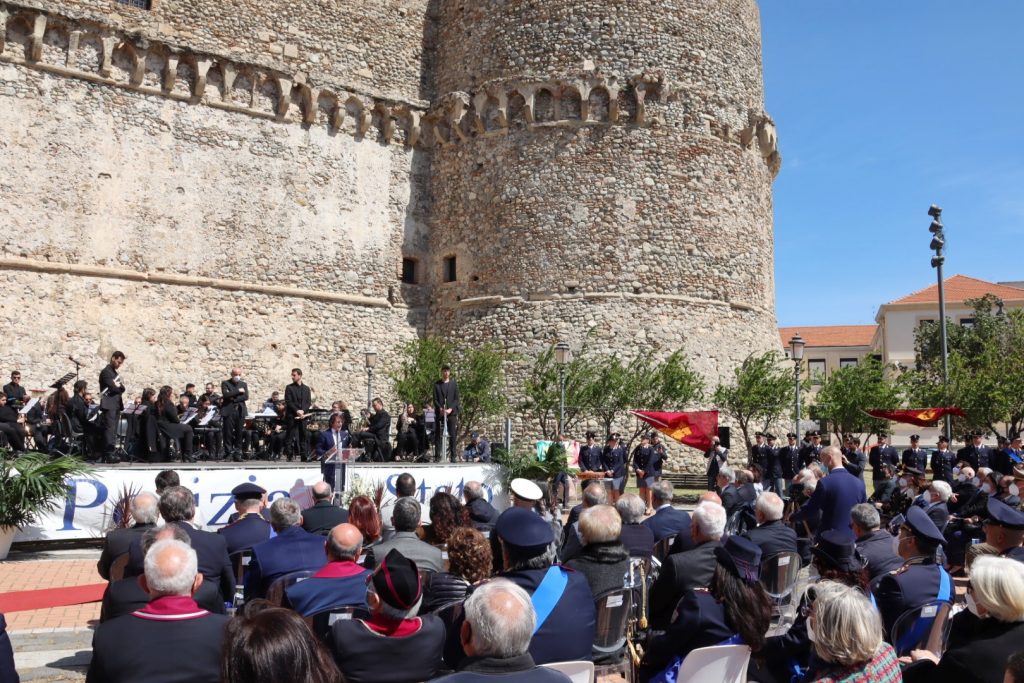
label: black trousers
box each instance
[102,408,119,454]
[0,423,25,451]
[222,410,243,451]
[287,420,310,458]
[197,428,222,458]
[434,413,458,462]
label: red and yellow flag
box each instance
[864,407,965,427]
[631,410,719,451]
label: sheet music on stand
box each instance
[180,408,199,425]
[49,372,76,390]
[198,410,217,427]
[19,398,38,415]
[122,404,147,416]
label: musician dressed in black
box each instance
[155,385,195,462]
[194,395,223,460]
[0,394,26,452]
[220,367,248,461]
[98,351,126,464]
[69,380,103,456]
[433,365,459,462]
[354,398,391,462]
[3,370,26,404]
[200,382,220,407]
[285,368,313,461]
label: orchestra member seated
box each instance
[195,396,223,460]
[0,393,27,452]
[396,403,419,459]
[176,394,191,416]
[353,398,391,462]
[69,380,103,456]
[155,385,196,463]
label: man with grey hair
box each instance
[923,480,952,530]
[742,492,798,559]
[87,539,229,683]
[363,496,444,572]
[244,497,327,600]
[559,480,608,562]
[643,480,691,543]
[301,480,349,536]
[285,522,371,617]
[716,465,741,516]
[566,504,630,597]
[850,502,902,581]
[464,480,499,530]
[791,445,866,541]
[651,501,726,629]
[429,579,572,682]
[616,493,656,559]
[97,491,159,580]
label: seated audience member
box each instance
[87,539,229,683]
[429,579,572,682]
[851,503,903,583]
[982,497,1024,562]
[716,466,742,516]
[329,550,445,683]
[284,523,370,617]
[463,481,498,530]
[218,483,272,555]
[642,480,691,543]
[364,497,444,572]
[869,463,899,507]
[125,486,235,601]
[349,494,383,548]
[423,527,492,613]
[806,581,900,683]
[903,556,1024,683]
[559,481,608,562]
[742,491,799,559]
[650,501,726,629]
[244,498,327,600]
[154,469,179,494]
[301,481,349,536]
[98,491,159,580]
[225,482,270,524]
[616,493,656,559]
[1007,651,1024,683]
[382,472,418,539]
[0,613,15,683]
[924,480,953,530]
[422,491,467,548]
[101,525,225,621]
[566,504,631,598]
[643,536,772,679]
[221,601,342,683]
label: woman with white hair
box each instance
[902,555,1024,683]
[806,581,900,682]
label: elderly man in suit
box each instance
[301,481,349,536]
[850,503,903,583]
[98,492,159,580]
[244,497,327,600]
[791,446,867,541]
[742,492,798,560]
[285,523,371,617]
[363,497,443,572]
[642,480,691,543]
[649,501,726,629]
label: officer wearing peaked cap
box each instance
[902,435,928,473]
[218,482,272,555]
[984,497,1024,563]
[873,505,952,639]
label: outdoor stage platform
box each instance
[15,459,505,545]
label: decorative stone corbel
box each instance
[163,53,178,91]
[517,85,537,124]
[67,30,80,67]
[0,8,9,55]
[275,77,291,118]
[193,59,211,100]
[221,62,236,93]
[633,82,648,126]
[356,107,371,137]
[99,34,116,78]
[28,13,45,62]
[404,109,420,147]
[297,84,316,124]
[128,47,145,86]
[448,95,470,141]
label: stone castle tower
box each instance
[0,0,780,403]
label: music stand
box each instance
[50,372,76,390]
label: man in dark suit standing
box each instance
[301,481,348,536]
[750,432,771,472]
[284,368,313,461]
[902,434,928,472]
[742,492,798,560]
[245,497,327,600]
[799,431,823,467]
[97,492,159,580]
[433,365,460,462]
[704,436,728,491]
[791,446,867,541]
[642,481,691,542]
[220,367,248,461]
[98,351,126,463]
[778,432,801,493]
[868,434,899,485]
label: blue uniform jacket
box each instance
[632,445,662,477]
[645,588,734,673]
[283,562,370,617]
[869,446,900,479]
[217,513,272,556]
[578,444,603,472]
[601,446,627,479]
[930,450,955,483]
[244,526,327,600]
[642,506,692,543]
[790,467,866,540]
[501,566,596,665]
[874,559,949,640]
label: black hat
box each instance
[787,432,797,439]
[905,506,947,547]
[650,432,661,439]
[470,431,479,439]
[495,507,553,556]
[231,482,266,501]
[714,535,762,583]
[641,433,651,441]
[766,433,776,441]
[986,498,1024,530]
[586,431,596,439]
[810,431,821,438]
[910,434,920,442]
[903,466,924,477]
[972,431,985,438]
[372,549,422,610]
[937,435,949,444]
[812,529,867,573]
[755,432,764,438]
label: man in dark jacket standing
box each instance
[220,367,248,461]
[433,365,460,462]
[284,368,313,461]
[98,351,126,463]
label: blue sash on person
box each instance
[895,566,951,654]
[530,565,568,635]
[649,634,744,683]
[1006,448,1023,465]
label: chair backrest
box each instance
[759,551,802,600]
[674,644,751,683]
[653,537,673,562]
[592,587,632,655]
[890,599,954,658]
[418,568,435,594]
[231,550,253,585]
[306,605,368,641]
[109,553,130,582]
[265,569,314,606]
[542,659,595,683]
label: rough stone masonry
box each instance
[0,0,781,443]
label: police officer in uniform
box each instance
[983,498,1024,564]
[751,432,771,472]
[778,433,800,493]
[577,431,602,473]
[799,431,823,467]
[873,505,951,638]
[869,434,899,485]
[902,435,928,472]
[765,433,784,493]
[958,431,991,470]
[930,435,955,484]
[218,483,273,555]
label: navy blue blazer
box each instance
[244,526,327,600]
[742,520,799,560]
[642,506,692,543]
[874,559,949,639]
[790,467,866,540]
[316,429,350,457]
[217,513,272,555]
[126,522,235,600]
[500,567,596,665]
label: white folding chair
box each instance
[542,659,595,683]
[673,644,750,683]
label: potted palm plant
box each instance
[0,450,94,559]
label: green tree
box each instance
[713,351,796,453]
[519,344,601,440]
[903,295,1024,438]
[390,337,508,444]
[813,356,900,444]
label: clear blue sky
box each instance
[761,2,1024,327]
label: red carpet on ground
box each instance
[0,583,106,613]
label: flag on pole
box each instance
[631,410,719,451]
[864,407,965,427]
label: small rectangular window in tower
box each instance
[401,258,417,284]
[117,0,153,8]
[443,256,457,283]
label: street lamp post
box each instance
[364,351,378,410]
[789,333,805,437]
[928,205,951,442]
[554,342,572,436]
